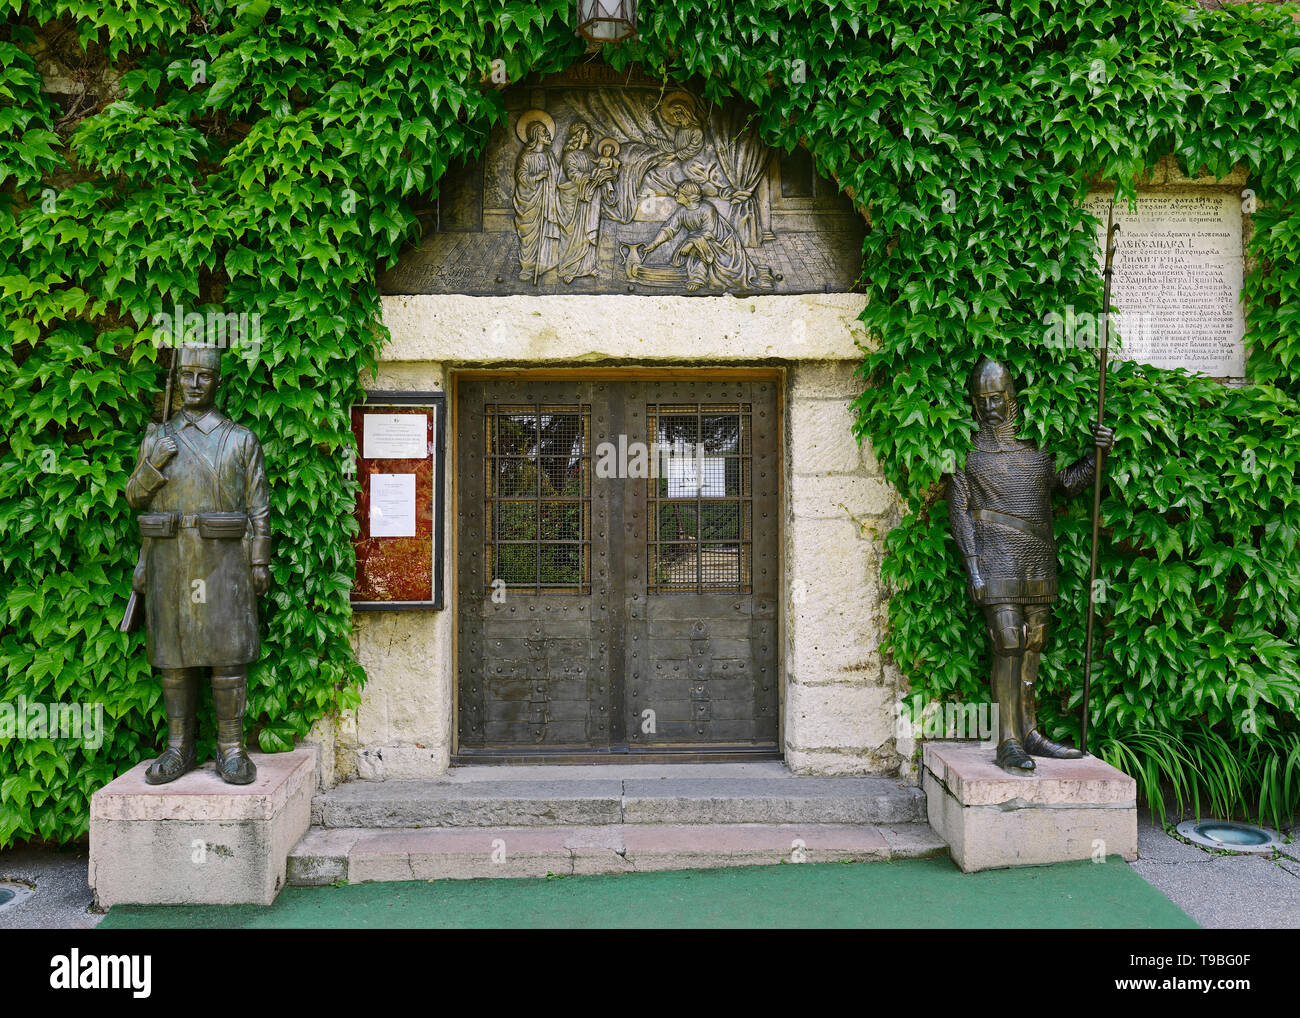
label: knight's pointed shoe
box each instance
[215,745,257,784]
[144,744,198,785]
[1024,728,1085,759]
[995,738,1036,773]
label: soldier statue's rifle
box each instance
[120,344,178,633]
[1081,202,1121,755]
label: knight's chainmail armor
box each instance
[948,365,1096,604]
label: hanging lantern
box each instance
[577,0,636,44]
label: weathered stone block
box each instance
[785,682,895,751]
[922,741,1137,872]
[790,399,865,474]
[790,361,866,401]
[792,474,897,520]
[785,603,886,688]
[352,609,452,775]
[355,744,449,781]
[785,746,903,776]
[89,747,317,906]
[789,516,873,579]
[371,360,447,391]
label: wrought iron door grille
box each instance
[485,404,591,593]
[646,403,752,593]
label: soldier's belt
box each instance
[971,509,1053,543]
[138,511,248,539]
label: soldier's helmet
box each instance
[968,356,1019,427]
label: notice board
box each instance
[349,392,445,609]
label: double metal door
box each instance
[456,377,779,759]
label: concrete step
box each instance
[312,763,926,829]
[287,822,948,885]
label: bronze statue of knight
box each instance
[948,357,1114,773]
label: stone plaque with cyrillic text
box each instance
[1085,191,1245,377]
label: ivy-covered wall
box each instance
[2,1,1298,846]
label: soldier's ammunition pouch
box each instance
[138,511,248,539]
[195,512,248,539]
[138,512,178,538]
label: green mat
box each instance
[99,856,1195,929]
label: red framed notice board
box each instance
[349,392,446,610]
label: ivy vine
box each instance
[1,1,1297,845]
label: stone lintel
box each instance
[379,293,869,363]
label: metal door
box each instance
[456,376,779,759]
[622,379,780,749]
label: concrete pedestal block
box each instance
[922,741,1137,873]
[89,747,317,907]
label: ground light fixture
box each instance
[0,881,34,911]
[1175,819,1285,854]
[577,0,636,43]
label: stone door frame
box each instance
[317,294,905,784]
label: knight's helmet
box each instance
[968,356,1019,430]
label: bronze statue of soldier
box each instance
[948,357,1114,773]
[125,344,271,785]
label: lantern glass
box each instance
[577,0,636,43]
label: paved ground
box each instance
[1130,814,1300,929]
[3,810,1296,930]
[0,844,102,930]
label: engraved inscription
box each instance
[1085,192,1245,377]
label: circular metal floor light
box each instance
[0,881,34,911]
[1176,819,1284,854]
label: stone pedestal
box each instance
[922,741,1137,873]
[89,747,317,907]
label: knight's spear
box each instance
[1081,202,1121,755]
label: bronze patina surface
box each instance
[125,344,271,785]
[948,358,1114,773]
[379,65,864,296]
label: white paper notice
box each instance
[667,455,727,498]
[370,473,416,537]
[363,413,428,459]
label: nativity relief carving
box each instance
[379,66,864,297]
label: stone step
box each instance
[287,822,947,885]
[312,764,926,829]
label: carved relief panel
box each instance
[380,65,865,296]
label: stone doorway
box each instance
[454,373,781,761]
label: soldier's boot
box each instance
[1019,610,1084,759]
[145,669,199,785]
[212,670,257,785]
[987,611,1034,773]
